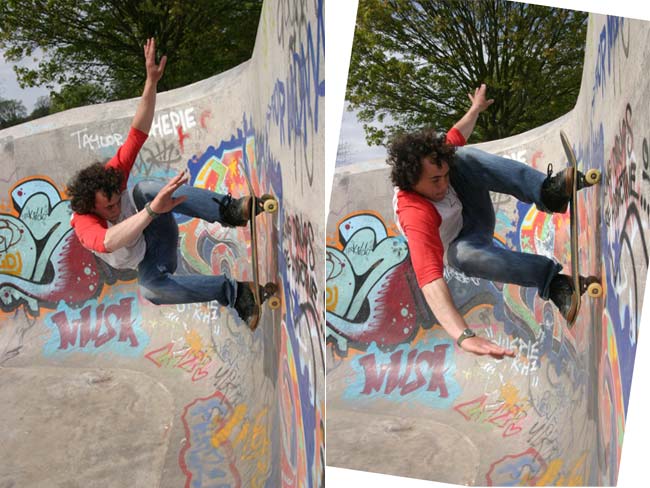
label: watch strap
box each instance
[145,202,159,219]
[456,328,476,347]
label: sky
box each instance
[0,49,52,112]
[336,103,388,166]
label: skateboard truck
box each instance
[262,282,281,309]
[259,194,279,214]
[579,276,603,298]
[581,169,601,186]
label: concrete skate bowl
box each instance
[0,0,324,487]
[327,14,648,486]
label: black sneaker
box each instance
[549,274,578,322]
[540,164,593,213]
[540,164,574,213]
[219,194,266,228]
[234,281,262,330]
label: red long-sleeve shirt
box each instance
[394,128,466,288]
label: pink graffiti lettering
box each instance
[454,395,528,438]
[358,345,449,397]
[50,297,138,350]
[145,343,213,382]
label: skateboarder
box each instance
[67,38,263,328]
[390,84,584,357]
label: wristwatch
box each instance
[145,202,160,219]
[456,328,476,347]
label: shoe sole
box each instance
[557,167,575,214]
[566,290,579,324]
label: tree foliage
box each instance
[0,95,54,128]
[0,97,28,128]
[347,0,588,144]
[30,95,51,118]
[0,0,263,109]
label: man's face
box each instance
[412,157,450,202]
[93,191,121,223]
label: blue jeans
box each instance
[132,180,238,306]
[447,147,562,300]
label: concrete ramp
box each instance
[327,14,647,486]
[0,0,324,486]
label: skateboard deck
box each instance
[240,162,281,330]
[560,130,603,326]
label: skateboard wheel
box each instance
[585,169,601,185]
[587,282,603,298]
[263,198,278,213]
[268,296,281,309]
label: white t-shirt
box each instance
[92,188,146,270]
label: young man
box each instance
[390,84,584,357]
[68,38,266,329]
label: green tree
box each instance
[50,83,107,113]
[29,95,52,119]
[0,0,262,111]
[347,0,588,144]
[0,97,27,128]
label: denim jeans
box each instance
[132,180,238,306]
[447,147,562,300]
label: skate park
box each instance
[0,0,324,486]
[327,13,648,486]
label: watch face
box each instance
[465,329,475,338]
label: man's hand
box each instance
[468,83,494,113]
[144,38,167,84]
[453,83,494,140]
[132,38,166,133]
[149,171,189,214]
[459,335,515,359]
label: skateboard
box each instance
[240,162,281,330]
[560,130,603,326]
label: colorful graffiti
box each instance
[326,211,514,358]
[43,292,147,357]
[326,212,416,354]
[0,177,130,316]
[145,329,215,383]
[486,448,588,486]
[600,103,649,411]
[455,383,530,438]
[279,319,310,487]
[346,338,460,407]
[269,1,325,484]
[179,391,271,488]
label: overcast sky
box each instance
[0,49,52,112]
[336,103,388,167]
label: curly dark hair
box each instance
[67,163,123,214]
[387,128,457,191]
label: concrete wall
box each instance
[327,14,648,486]
[0,0,324,486]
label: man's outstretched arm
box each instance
[452,83,494,142]
[103,38,177,252]
[132,38,167,134]
[421,278,515,357]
